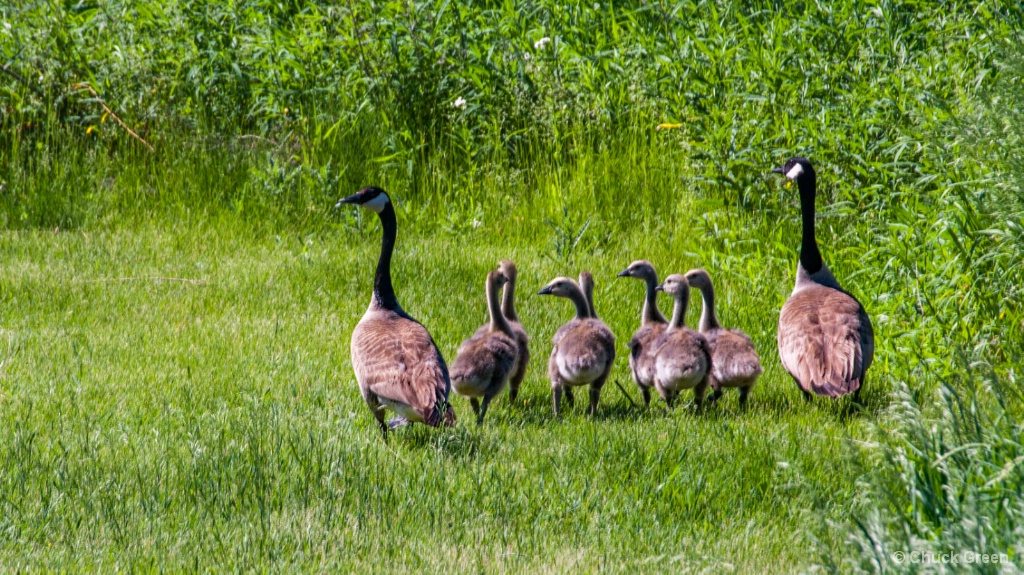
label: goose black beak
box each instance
[616,269,630,278]
[335,193,361,209]
[771,167,784,175]
[655,284,665,292]
[537,286,553,296]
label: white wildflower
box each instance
[523,52,531,61]
[452,96,467,109]
[534,37,551,50]
[472,219,482,229]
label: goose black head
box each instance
[336,186,391,213]
[772,157,815,183]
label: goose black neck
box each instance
[373,202,400,310]
[501,279,518,322]
[642,277,667,325]
[797,174,823,274]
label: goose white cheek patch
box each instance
[786,164,805,180]
[362,193,390,213]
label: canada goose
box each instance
[682,269,762,407]
[579,271,598,318]
[538,276,616,416]
[472,260,530,403]
[650,275,711,409]
[336,186,455,438]
[616,260,667,407]
[451,270,518,424]
[772,157,874,399]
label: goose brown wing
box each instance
[351,311,450,420]
[778,286,872,397]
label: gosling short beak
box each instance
[655,284,665,292]
[616,269,629,278]
[335,193,361,209]
[537,286,553,296]
[771,167,784,175]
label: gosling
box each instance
[538,275,616,416]
[651,274,711,409]
[683,268,762,407]
[617,260,668,407]
[451,270,519,425]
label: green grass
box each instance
[1,209,880,572]
[2,0,1024,571]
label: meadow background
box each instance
[2,0,1024,571]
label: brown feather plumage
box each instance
[351,309,453,426]
[540,276,616,416]
[778,285,874,397]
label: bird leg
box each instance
[693,377,708,409]
[739,386,751,408]
[641,387,651,408]
[552,384,564,417]
[470,397,481,417]
[477,396,492,426]
[588,375,607,417]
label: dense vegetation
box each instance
[2,0,1023,571]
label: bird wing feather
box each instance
[351,310,450,423]
[778,286,872,397]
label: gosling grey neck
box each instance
[666,288,690,333]
[487,278,513,336]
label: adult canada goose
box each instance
[451,270,518,424]
[616,260,668,407]
[538,275,616,416]
[772,157,874,399]
[651,275,711,408]
[579,271,598,318]
[336,186,455,438]
[682,269,762,407]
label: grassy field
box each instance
[3,0,1024,572]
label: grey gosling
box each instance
[452,269,519,424]
[538,275,616,417]
[473,260,530,403]
[651,274,712,409]
[617,260,668,407]
[683,269,762,407]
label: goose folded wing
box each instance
[780,290,868,397]
[355,320,450,418]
